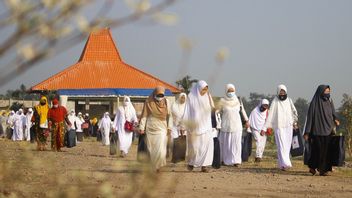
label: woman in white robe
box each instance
[139,86,173,172]
[24,108,34,141]
[76,112,84,142]
[12,109,26,141]
[183,80,214,172]
[249,99,270,162]
[113,96,138,157]
[170,93,187,155]
[99,112,112,146]
[216,84,249,166]
[262,85,298,170]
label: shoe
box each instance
[255,158,261,163]
[319,172,330,176]
[234,164,240,167]
[187,165,194,171]
[309,168,316,176]
[201,166,209,173]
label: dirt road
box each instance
[1,138,352,198]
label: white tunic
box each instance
[24,112,33,141]
[264,85,298,168]
[113,102,138,154]
[183,80,214,167]
[12,113,26,141]
[99,115,111,146]
[249,105,268,158]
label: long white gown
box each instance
[24,111,33,141]
[113,97,138,155]
[99,113,112,146]
[183,80,214,168]
[249,100,269,159]
[12,112,26,141]
[263,85,298,169]
[217,84,248,165]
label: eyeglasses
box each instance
[156,94,164,97]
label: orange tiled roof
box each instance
[31,28,179,93]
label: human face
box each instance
[179,95,186,104]
[279,89,286,96]
[324,88,330,94]
[227,87,235,93]
[262,104,269,109]
[200,86,208,96]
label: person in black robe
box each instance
[304,85,340,176]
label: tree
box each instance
[175,75,198,94]
[339,94,352,157]
[294,98,309,130]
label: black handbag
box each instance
[241,131,252,162]
[303,140,311,165]
[329,135,345,167]
[212,137,221,169]
[109,133,118,155]
[171,135,187,163]
[137,134,149,162]
[290,129,304,157]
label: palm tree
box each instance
[175,75,198,94]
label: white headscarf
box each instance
[121,96,137,122]
[183,80,214,134]
[220,83,240,107]
[99,112,111,131]
[264,84,298,129]
[249,99,269,131]
[172,93,187,126]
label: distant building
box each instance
[31,28,179,118]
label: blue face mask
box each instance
[227,92,236,98]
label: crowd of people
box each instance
[0,81,340,176]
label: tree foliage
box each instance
[175,75,198,94]
[339,94,352,156]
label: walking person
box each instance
[249,99,270,162]
[183,80,214,173]
[99,112,112,146]
[47,99,71,152]
[262,84,298,171]
[113,96,138,157]
[33,96,50,151]
[304,85,340,176]
[6,111,15,139]
[75,112,84,142]
[170,93,187,156]
[216,84,249,167]
[139,86,173,172]
[24,108,34,142]
[12,109,26,141]
[0,111,7,138]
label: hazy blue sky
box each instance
[1,0,351,106]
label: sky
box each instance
[1,0,352,106]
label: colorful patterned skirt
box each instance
[36,127,49,150]
[51,122,65,151]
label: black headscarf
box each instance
[304,85,337,136]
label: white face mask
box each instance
[155,96,164,102]
[53,105,59,108]
[226,92,236,98]
[124,102,129,106]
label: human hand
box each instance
[260,130,266,136]
[304,134,309,141]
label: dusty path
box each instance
[1,138,352,198]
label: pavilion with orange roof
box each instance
[31,28,179,116]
